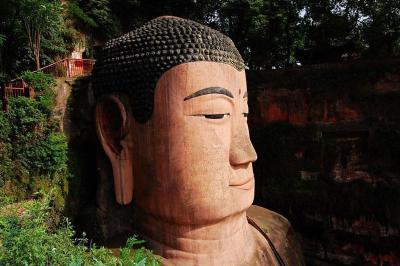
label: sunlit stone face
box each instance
[132,61,258,224]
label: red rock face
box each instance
[248,70,400,127]
[375,74,400,94]
[247,62,400,266]
[254,89,365,126]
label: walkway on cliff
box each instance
[1,58,95,107]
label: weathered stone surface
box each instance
[92,16,244,123]
[247,205,305,266]
[248,60,400,265]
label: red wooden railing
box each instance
[1,78,32,110]
[4,79,27,98]
[33,58,96,78]
[2,58,95,105]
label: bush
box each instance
[0,193,160,266]
[0,143,13,186]
[25,132,68,176]
[8,97,45,136]
[21,71,56,114]
[0,74,66,202]
[0,111,13,184]
[21,71,55,95]
[0,111,11,141]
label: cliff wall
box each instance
[247,59,400,265]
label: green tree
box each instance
[0,0,24,77]
[67,0,98,36]
[357,0,400,57]
[297,0,360,64]
[80,0,120,40]
[296,0,400,64]
[19,0,65,69]
[217,0,303,69]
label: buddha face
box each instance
[96,61,257,225]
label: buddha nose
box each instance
[229,120,257,166]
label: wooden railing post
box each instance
[66,58,71,78]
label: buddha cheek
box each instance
[170,117,233,219]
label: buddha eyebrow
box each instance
[184,87,234,101]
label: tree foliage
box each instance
[72,0,398,68]
[19,0,65,69]
[1,0,399,75]
[358,0,400,57]
[0,0,76,78]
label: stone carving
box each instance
[93,16,303,265]
[92,16,243,123]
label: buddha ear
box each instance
[95,95,134,205]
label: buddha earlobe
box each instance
[95,96,134,205]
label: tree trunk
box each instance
[34,30,41,70]
[35,52,40,70]
[23,20,41,70]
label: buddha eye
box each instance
[243,112,249,117]
[204,113,230,119]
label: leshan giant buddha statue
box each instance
[92,16,303,266]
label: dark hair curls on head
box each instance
[92,16,244,123]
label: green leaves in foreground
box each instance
[0,193,160,266]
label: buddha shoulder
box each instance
[247,205,305,266]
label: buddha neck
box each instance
[137,210,258,265]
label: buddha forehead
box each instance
[161,61,247,98]
[92,16,245,123]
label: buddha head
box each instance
[93,16,257,226]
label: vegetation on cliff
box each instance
[0,72,159,265]
[0,72,66,207]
